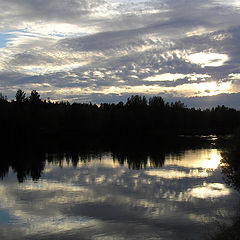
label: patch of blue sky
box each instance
[0,30,26,48]
[0,32,13,48]
[54,34,65,38]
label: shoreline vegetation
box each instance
[208,216,240,240]
[1,89,240,147]
[208,130,240,240]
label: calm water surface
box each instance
[0,147,239,240]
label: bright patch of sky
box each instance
[229,73,240,79]
[214,0,240,8]
[22,23,91,38]
[187,53,229,67]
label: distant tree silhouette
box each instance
[0,92,7,103]
[171,100,186,109]
[149,96,165,108]
[126,95,147,107]
[29,90,41,103]
[15,89,26,103]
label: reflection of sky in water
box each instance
[0,149,239,240]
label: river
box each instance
[0,139,239,239]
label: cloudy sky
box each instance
[1,0,240,107]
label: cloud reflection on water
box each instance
[0,148,238,240]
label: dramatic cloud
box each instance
[1,0,240,107]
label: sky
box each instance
[1,0,240,108]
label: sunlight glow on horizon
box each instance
[192,81,232,96]
[34,80,233,101]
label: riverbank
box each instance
[208,131,240,240]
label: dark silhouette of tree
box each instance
[171,100,186,109]
[15,89,26,103]
[29,90,41,104]
[0,92,7,103]
[149,96,165,108]
[126,95,147,107]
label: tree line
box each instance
[1,89,240,146]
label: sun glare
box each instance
[165,149,221,170]
[202,150,221,169]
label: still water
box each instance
[0,147,239,240]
